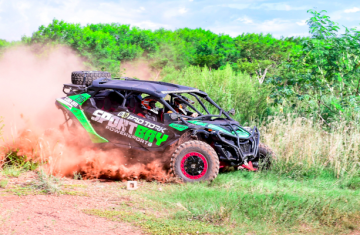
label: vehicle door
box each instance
[82,89,130,146]
[84,91,176,150]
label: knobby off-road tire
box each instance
[253,143,275,170]
[170,140,219,183]
[71,71,111,86]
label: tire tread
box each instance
[71,71,111,86]
[170,140,219,182]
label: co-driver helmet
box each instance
[173,96,194,115]
[141,96,159,114]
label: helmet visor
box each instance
[149,101,156,109]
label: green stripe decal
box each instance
[188,120,250,138]
[57,100,108,143]
[71,108,108,143]
[169,123,189,131]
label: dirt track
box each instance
[0,173,143,235]
[0,195,142,235]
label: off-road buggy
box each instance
[56,71,274,182]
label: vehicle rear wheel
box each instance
[71,71,111,86]
[170,140,219,182]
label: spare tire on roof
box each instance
[71,71,111,86]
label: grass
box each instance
[61,190,88,196]
[4,186,46,196]
[89,171,360,235]
[1,165,23,177]
[30,170,62,195]
[84,206,227,235]
[0,151,39,178]
[0,179,8,188]
[261,116,360,179]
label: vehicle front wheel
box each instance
[170,140,219,182]
[252,143,275,170]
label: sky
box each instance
[0,0,360,41]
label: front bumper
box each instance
[207,124,260,164]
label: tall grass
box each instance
[162,65,270,124]
[262,116,360,179]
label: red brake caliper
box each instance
[241,161,258,171]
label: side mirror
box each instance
[228,108,235,115]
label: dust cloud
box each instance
[0,46,170,182]
[0,45,84,137]
[121,59,160,81]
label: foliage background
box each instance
[0,9,352,125]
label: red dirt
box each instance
[0,194,143,235]
[0,171,143,235]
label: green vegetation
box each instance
[1,165,23,177]
[4,151,38,171]
[270,10,360,123]
[262,116,360,179]
[84,208,227,235]
[30,170,62,195]
[0,150,39,178]
[14,9,359,124]
[0,39,9,53]
[20,18,298,78]
[163,65,269,123]
[0,179,8,188]
[83,172,360,234]
[4,185,46,196]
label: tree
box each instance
[270,10,360,122]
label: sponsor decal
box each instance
[63,97,79,108]
[74,95,86,104]
[169,123,189,131]
[91,110,168,147]
[117,111,130,119]
[68,94,91,106]
[60,94,91,109]
[127,115,167,133]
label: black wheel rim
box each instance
[181,152,208,179]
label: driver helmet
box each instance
[173,96,194,115]
[141,96,159,114]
